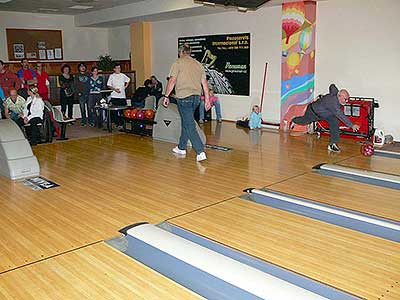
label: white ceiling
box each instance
[0,0,145,15]
[0,0,323,27]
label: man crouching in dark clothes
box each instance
[292,84,360,152]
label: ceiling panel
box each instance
[0,0,145,15]
[195,0,271,9]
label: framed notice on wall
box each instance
[6,28,63,61]
[178,33,250,96]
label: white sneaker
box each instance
[172,146,186,155]
[196,152,207,162]
[328,143,341,152]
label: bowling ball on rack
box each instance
[144,109,155,119]
[130,108,138,119]
[136,110,145,120]
[360,143,374,157]
[123,109,130,118]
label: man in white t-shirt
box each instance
[107,63,130,126]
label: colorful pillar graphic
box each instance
[280,1,316,128]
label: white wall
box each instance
[108,25,131,60]
[0,11,109,61]
[315,0,400,139]
[152,0,400,139]
[152,6,282,123]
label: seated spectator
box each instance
[150,75,163,100]
[22,86,44,146]
[0,86,5,118]
[4,88,26,127]
[0,60,21,97]
[17,59,37,99]
[199,88,222,123]
[35,62,50,100]
[131,79,152,108]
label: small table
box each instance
[98,89,113,102]
[95,105,128,133]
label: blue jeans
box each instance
[199,100,222,121]
[177,95,204,154]
[88,93,101,125]
[79,94,89,124]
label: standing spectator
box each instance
[0,60,20,97]
[75,63,90,126]
[17,59,37,99]
[23,86,44,146]
[150,75,163,100]
[4,88,26,128]
[107,63,130,126]
[199,88,222,123]
[35,62,50,100]
[58,64,74,119]
[88,66,103,127]
[163,43,210,162]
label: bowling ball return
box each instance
[123,107,156,137]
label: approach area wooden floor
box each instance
[171,198,400,300]
[0,121,398,299]
[0,242,202,300]
[0,124,359,273]
[339,155,400,176]
[268,172,400,221]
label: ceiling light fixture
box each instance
[237,6,248,12]
[69,5,94,9]
[38,8,59,12]
[202,1,216,6]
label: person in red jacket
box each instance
[35,62,50,100]
[0,60,21,97]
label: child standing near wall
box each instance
[199,88,222,123]
[249,105,262,129]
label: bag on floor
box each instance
[236,118,249,128]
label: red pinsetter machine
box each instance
[315,97,379,140]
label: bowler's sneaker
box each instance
[196,152,207,162]
[172,146,186,155]
[328,143,341,152]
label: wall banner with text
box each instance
[178,33,250,96]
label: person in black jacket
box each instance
[131,79,152,108]
[75,63,90,126]
[58,64,74,119]
[292,84,360,152]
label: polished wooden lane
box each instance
[0,242,202,300]
[268,172,400,221]
[339,154,400,176]
[171,198,400,300]
[0,123,360,273]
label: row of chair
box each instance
[25,101,76,144]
